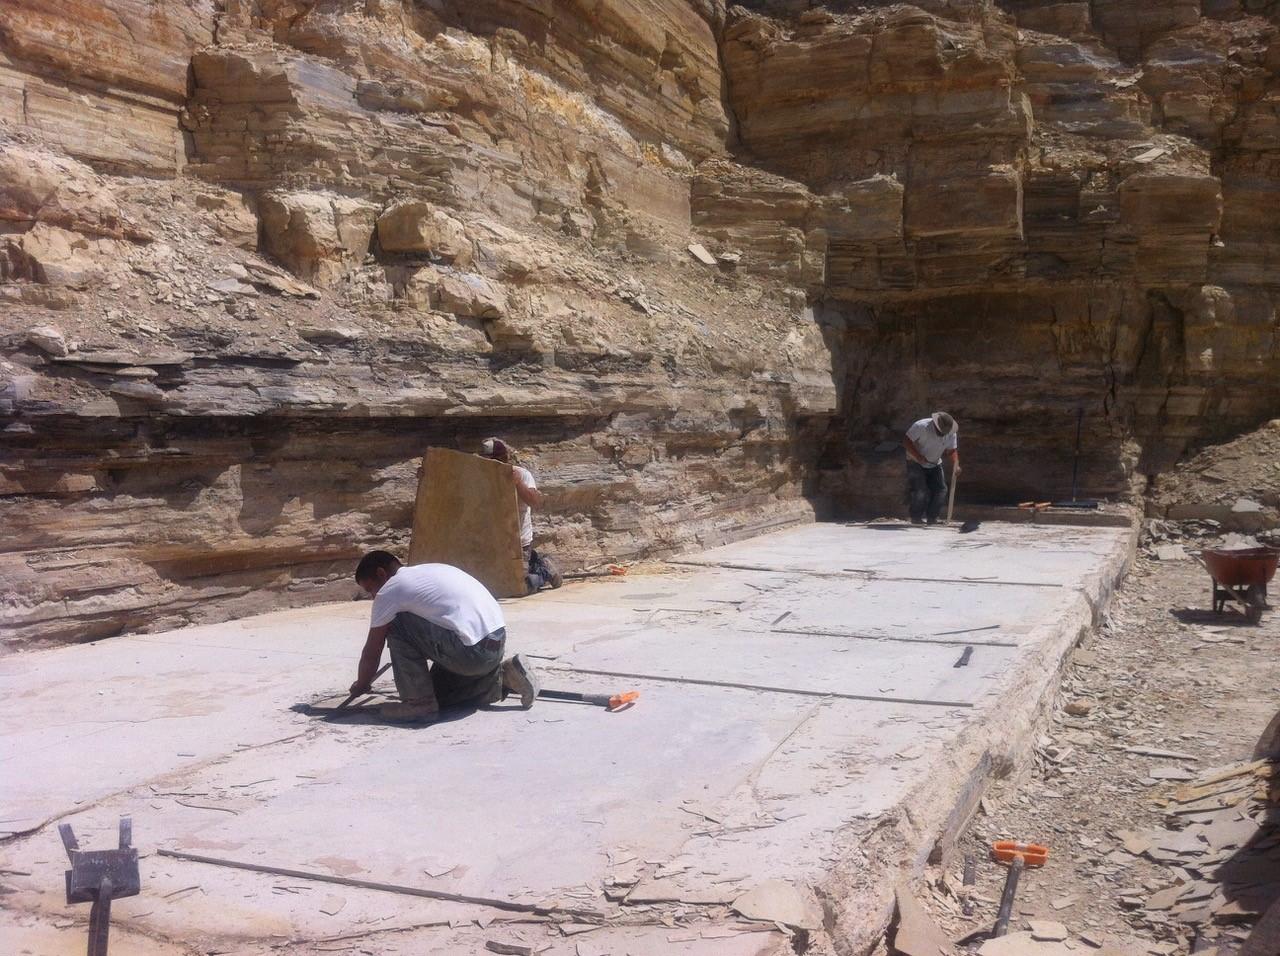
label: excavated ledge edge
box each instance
[816,513,1140,955]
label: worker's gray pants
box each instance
[906,461,947,524]
[386,613,506,710]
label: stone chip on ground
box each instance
[892,884,953,955]
[731,879,821,930]
[979,930,1074,955]
[1028,919,1068,941]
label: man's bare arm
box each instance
[903,435,928,465]
[351,624,390,694]
[514,474,544,508]
[945,447,960,473]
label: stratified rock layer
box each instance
[2,0,1279,650]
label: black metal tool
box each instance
[60,817,140,956]
[337,662,392,710]
[538,688,639,712]
[1053,408,1099,509]
[961,853,977,916]
[993,855,1023,937]
[954,646,974,668]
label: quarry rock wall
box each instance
[2,0,1278,644]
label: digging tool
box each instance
[991,841,1048,938]
[946,462,958,524]
[960,853,977,916]
[537,688,639,712]
[563,564,628,581]
[1053,408,1099,509]
[337,662,391,711]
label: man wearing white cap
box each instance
[903,411,960,525]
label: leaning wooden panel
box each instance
[407,447,527,598]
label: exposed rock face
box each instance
[2,0,1279,656]
[0,1,835,651]
[719,1,1279,512]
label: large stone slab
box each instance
[0,521,1133,954]
[408,446,527,598]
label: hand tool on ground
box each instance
[537,688,639,712]
[946,462,959,523]
[337,662,392,710]
[563,564,628,580]
[960,853,977,916]
[991,841,1048,937]
[60,817,140,956]
[958,519,981,534]
[1053,407,1099,509]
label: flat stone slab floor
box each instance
[0,521,1133,954]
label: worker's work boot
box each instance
[501,654,541,710]
[380,700,439,723]
[542,555,564,589]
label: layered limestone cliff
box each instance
[2,0,1279,648]
[718,1,1280,510]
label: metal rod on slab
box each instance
[541,665,974,709]
[156,849,605,921]
[336,662,392,710]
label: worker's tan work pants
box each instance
[386,612,506,710]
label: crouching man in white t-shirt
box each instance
[349,551,541,722]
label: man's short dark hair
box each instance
[355,550,400,582]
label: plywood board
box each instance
[408,447,527,598]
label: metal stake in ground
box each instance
[60,817,140,956]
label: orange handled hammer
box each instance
[538,688,639,712]
[992,842,1049,938]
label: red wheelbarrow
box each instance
[1193,547,1279,625]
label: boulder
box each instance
[434,271,509,320]
[0,144,133,240]
[1,223,118,287]
[195,191,259,250]
[258,191,377,286]
[376,201,470,261]
[408,266,508,319]
[25,325,69,356]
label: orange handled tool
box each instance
[991,841,1049,938]
[992,841,1049,867]
[538,688,639,712]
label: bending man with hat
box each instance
[903,411,960,525]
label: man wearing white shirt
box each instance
[480,437,562,593]
[348,551,540,722]
[902,411,960,525]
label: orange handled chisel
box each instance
[538,689,639,712]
